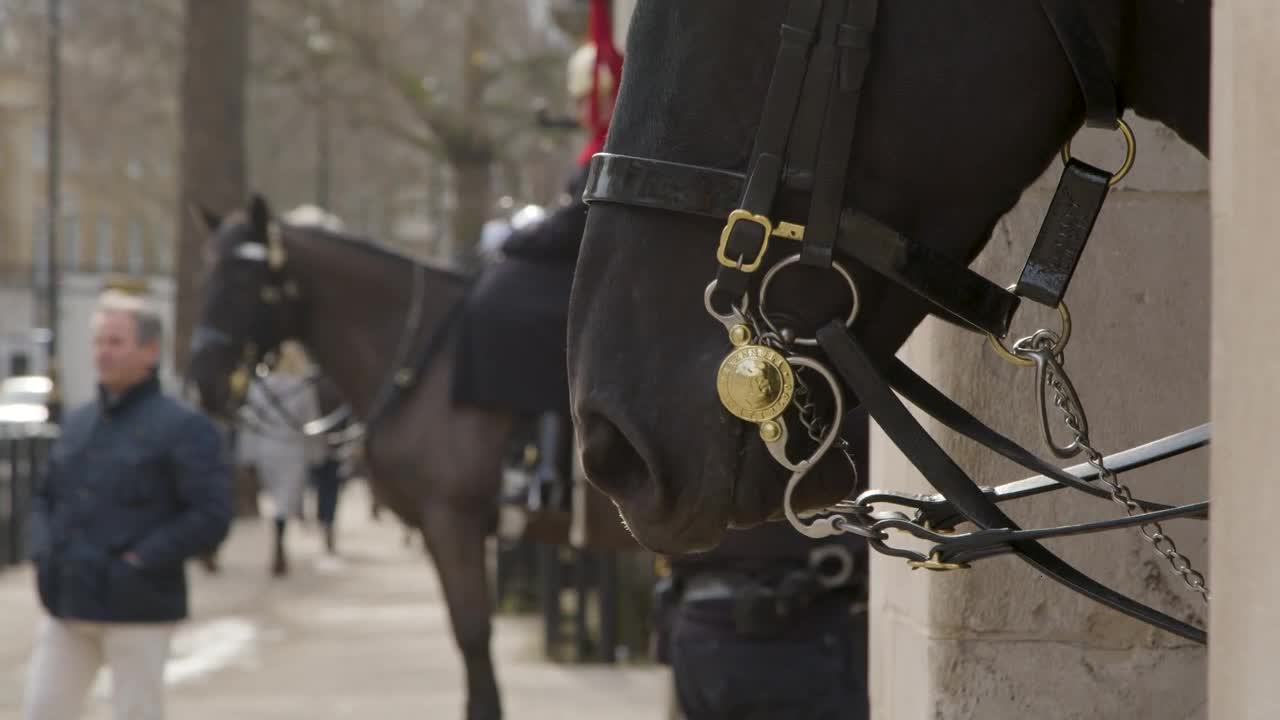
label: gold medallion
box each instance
[716,344,795,423]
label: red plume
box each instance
[578,0,624,166]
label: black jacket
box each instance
[28,375,232,622]
[499,166,590,264]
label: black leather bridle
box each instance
[582,0,1209,643]
[189,222,462,444]
[188,223,304,420]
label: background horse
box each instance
[188,197,510,720]
[567,0,1209,555]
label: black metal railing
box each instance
[0,425,57,567]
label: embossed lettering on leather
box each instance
[1016,159,1110,307]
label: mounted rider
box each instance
[453,9,622,511]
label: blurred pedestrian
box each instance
[236,341,322,576]
[23,290,232,720]
[310,374,348,555]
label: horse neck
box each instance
[1115,0,1209,153]
[282,230,465,419]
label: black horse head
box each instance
[187,194,302,418]
[568,0,1209,554]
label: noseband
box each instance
[584,0,1209,643]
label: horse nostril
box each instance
[578,410,651,500]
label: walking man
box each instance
[23,290,232,720]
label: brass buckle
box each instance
[717,209,774,272]
[907,552,970,572]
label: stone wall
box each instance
[870,119,1209,718]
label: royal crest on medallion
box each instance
[716,345,795,423]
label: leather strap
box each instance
[782,1,846,193]
[583,154,1021,337]
[901,423,1211,531]
[881,354,1175,510]
[1038,0,1119,128]
[583,154,744,219]
[884,500,1209,566]
[712,0,825,311]
[835,211,1019,336]
[363,275,468,431]
[816,320,1205,644]
[799,0,878,270]
[1015,159,1111,307]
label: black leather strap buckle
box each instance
[717,209,774,272]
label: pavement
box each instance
[0,484,667,719]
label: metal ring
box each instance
[986,287,1072,368]
[703,281,750,326]
[758,255,860,346]
[1060,117,1136,187]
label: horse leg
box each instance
[420,502,502,720]
[272,517,288,577]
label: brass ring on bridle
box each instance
[1060,117,1136,187]
[987,287,1072,368]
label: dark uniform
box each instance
[459,22,614,512]
[503,168,589,510]
[499,168,590,264]
[661,526,869,720]
[658,415,871,720]
[456,168,590,511]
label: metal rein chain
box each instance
[743,309,854,458]
[1018,332,1209,601]
[732,283,1209,599]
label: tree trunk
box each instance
[174,0,248,371]
[445,0,495,271]
[450,158,492,270]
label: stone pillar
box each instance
[1208,5,1280,719]
[869,119,1209,717]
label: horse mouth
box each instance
[576,405,732,554]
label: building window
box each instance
[127,218,145,275]
[62,213,80,271]
[96,217,114,272]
